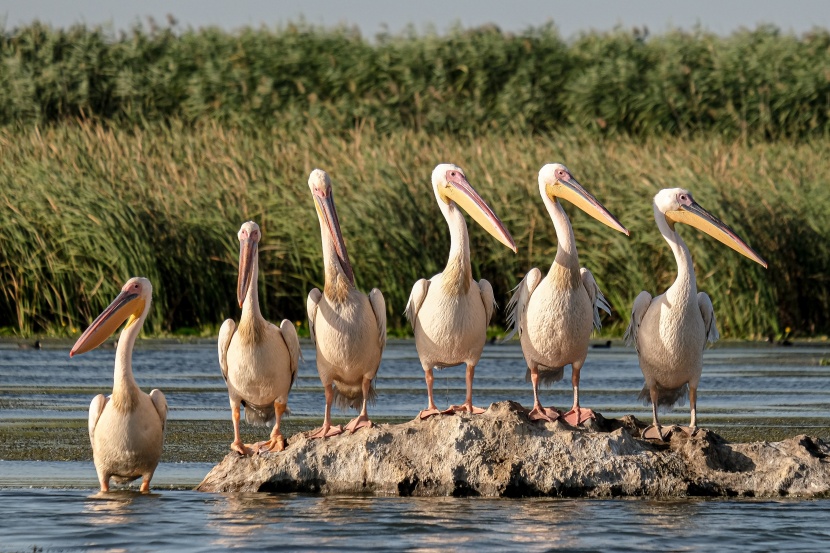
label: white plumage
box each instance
[506,164,629,424]
[406,163,516,418]
[218,221,300,454]
[625,188,766,439]
[71,277,167,493]
[306,169,387,438]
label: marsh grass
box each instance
[1,122,827,338]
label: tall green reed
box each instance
[0,122,827,338]
[1,23,830,139]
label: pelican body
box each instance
[624,189,767,439]
[306,169,387,438]
[406,164,517,418]
[70,277,167,493]
[218,221,301,454]
[507,164,629,425]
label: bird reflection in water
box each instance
[83,490,155,527]
[208,493,286,547]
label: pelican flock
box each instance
[59,160,777,491]
[405,163,517,419]
[70,277,167,493]
[624,188,767,439]
[506,164,629,425]
[306,169,387,438]
[218,221,301,454]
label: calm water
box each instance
[1,340,830,551]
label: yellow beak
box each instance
[70,290,145,357]
[666,202,767,268]
[237,237,258,307]
[547,177,630,236]
[314,189,355,284]
[440,171,517,252]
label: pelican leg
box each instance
[140,473,153,493]
[254,401,288,452]
[527,366,559,422]
[563,363,595,426]
[309,383,343,438]
[678,386,700,437]
[345,378,374,433]
[642,386,670,441]
[229,402,253,455]
[419,367,452,419]
[97,468,110,493]
[450,364,486,415]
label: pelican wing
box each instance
[580,267,611,331]
[307,288,322,345]
[405,279,430,325]
[88,393,107,445]
[624,291,653,353]
[279,319,302,387]
[149,388,168,431]
[478,279,497,325]
[217,318,236,384]
[697,292,720,346]
[505,268,542,340]
[369,288,387,350]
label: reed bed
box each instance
[0,122,826,338]
[1,22,830,139]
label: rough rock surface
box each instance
[197,401,830,498]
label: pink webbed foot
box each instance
[641,424,678,441]
[308,424,344,439]
[253,434,287,453]
[449,403,486,415]
[230,440,254,456]
[677,425,701,437]
[344,415,373,433]
[528,406,560,422]
[562,407,596,426]
[418,407,455,420]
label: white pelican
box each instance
[70,277,167,493]
[306,169,387,438]
[406,163,517,419]
[506,164,629,425]
[218,221,301,454]
[624,188,767,439]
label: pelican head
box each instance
[70,277,152,357]
[431,163,517,252]
[539,163,630,236]
[654,188,767,268]
[236,221,262,307]
[308,168,355,285]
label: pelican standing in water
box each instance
[506,164,629,425]
[406,163,517,419]
[70,277,167,493]
[625,188,767,439]
[307,169,386,438]
[218,221,301,454]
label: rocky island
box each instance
[197,401,830,498]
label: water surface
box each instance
[1,340,829,551]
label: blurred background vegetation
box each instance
[0,22,828,339]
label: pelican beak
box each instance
[70,290,145,357]
[667,202,768,268]
[548,177,630,236]
[237,236,258,307]
[440,170,517,252]
[314,189,355,284]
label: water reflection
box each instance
[208,492,287,547]
[84,491,159,526]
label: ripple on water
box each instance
[2,491,830,552]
